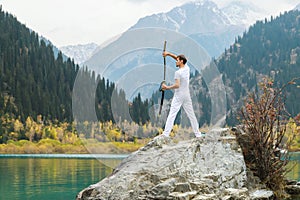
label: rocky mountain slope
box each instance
[60,43,98,64]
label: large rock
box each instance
[76,128,271,200]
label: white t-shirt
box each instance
[174,64,190,97]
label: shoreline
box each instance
[0,139,146,154]
[0,153,129,159]
[1,138,299,154]
[1,150,299,157]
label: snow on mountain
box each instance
[83,0,272,100]
[131,0,232,35]
[68,0,269,66]
[294,3,300,11]
[222,1,267,26]
[127,0,248,58]
[60,43,98,64]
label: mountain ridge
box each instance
[60,43,98,64]
[130,0,232,35]
[83,0,266,104]
[212,9,300,124]
[73,0,266,65]
[222,1,267,26]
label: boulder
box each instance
[76,128,273,200]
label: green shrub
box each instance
[38,138,61,146]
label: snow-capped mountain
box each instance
[128,0,267,57]
[294,3,300,11]
[222,1,267,26]
[131,0,232,35]
[69,0,267,65]
[84,0,271,100]
[60,43,98,64]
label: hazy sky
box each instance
[0,0,299,47]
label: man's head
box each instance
[176,54,187,67]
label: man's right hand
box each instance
[162,51,169,57]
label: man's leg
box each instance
[182,99,201,135]
[163,97,182,136]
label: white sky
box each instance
[0,0,299,47]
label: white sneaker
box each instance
[195,133,202,138]
[195,132,206,138]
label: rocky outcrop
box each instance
[285,180,300,195]
[76,128,274,200]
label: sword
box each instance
[159,41,167,115]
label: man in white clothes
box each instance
[161,51,203,138]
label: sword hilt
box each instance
[159,80,166,92]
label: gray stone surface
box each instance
[76,128,273,200]
[250,189,274,200]
[285,185,300,195]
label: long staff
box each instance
[159,41,167,115]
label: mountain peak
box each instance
[187,0,218,7]
[222,1,267,26]
[180,0,222,16]
[131,0,231,35]
[60,43,98,64]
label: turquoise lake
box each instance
[0,153,299,200]
[0,154,125,200]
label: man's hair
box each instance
[177,54,187,64]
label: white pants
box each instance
[163,95,200,136]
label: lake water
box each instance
[0,153,299,200]
[0,154,125,200]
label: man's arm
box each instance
[162,79,180,90]
[161,51,180,90]
[162,51,177,60]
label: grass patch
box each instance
[0,139,146,154]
